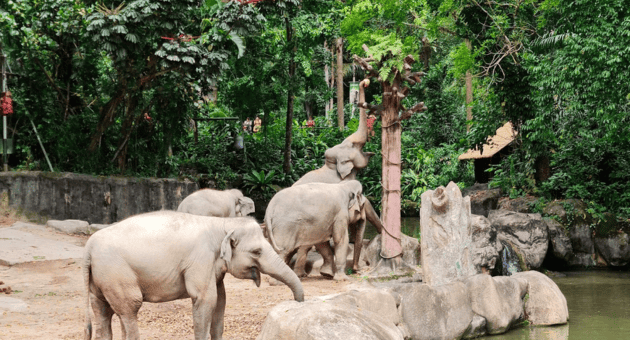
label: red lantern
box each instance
[1,91,12,116]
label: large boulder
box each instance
[568,223,595,254]
[462,183,502,218]
[465,274,528,334]
[46,219,90,235]
[257,286,404,340]
[594,232,630,267]
[471,214,500,273]
[512,271,569,326]
[362,233,420,268]
[498,196,539,213]
[544,218,574,263]
[390,281,474,340]
[421,182,476,286]
[488,210,549,269]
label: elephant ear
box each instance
[348,192,358,211]
[220,230,236,263]
[336,154,355,179]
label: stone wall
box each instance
[0,172,198,224]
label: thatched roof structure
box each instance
[459,122,517,160]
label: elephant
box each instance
[83,211,303,340]
[177,188,255,218]
[292,79,383,275]
[263,180,367,281]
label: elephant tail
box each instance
[261,220,284,253]
[83,251,92,340]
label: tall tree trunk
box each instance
[324,41,331,120]
[465,39,473,131]
[336,37,344,131]
[283,17,295,174]
[380,79,403,259]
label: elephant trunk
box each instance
[260,247,305,302]
[343,79,369,146]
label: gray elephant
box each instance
[177,188,255,217]
[264,180,367,281]
[83,211,303,340]
[292,79,382,275]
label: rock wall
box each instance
[0,172,198,224]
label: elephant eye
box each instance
[251,248,262,257]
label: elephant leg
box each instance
[185,272,218,340]
[90,293,115,340]
[352,219,367,272]
[293,246,311,277]
[364,200,384,234]
[315,242,335,278]
[210,279,226,340]
[331,229,350,281]
[106,292,142,340]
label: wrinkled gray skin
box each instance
[264,180,367,281]
[177,188,255,217]
[83,211,303,340]
[292,79,382,275]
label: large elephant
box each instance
[83,211,303,340]
[292,79,382,275]
[264,180,367,281]
[177,188,255,217]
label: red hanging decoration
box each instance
[1,91,12,116]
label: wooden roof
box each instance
[458,122,517,160]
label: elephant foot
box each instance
[333,272,349,281]
[319,265,334,278]
[295,269,308,278]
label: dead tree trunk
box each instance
[354,48,428,275]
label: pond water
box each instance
[366,217,630,339]
[484,270,630,339]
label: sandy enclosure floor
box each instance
[0,222,350,340]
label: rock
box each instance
[465,274,528,334]
[88,224,110,233]
[361,233,421,268]
[0,296,28,312]
[462,183,502,218]
[498,196,539,213]
[46,219,89,235]
[594,232,630,267]
[542,199,591,225]
[568,252,596,267]
[471,214,500,273]
[568,223,594,254]
[392,281,474,340]
[512,271,568,325]
[257,287,404,340]
[420,182,476,286]
[462,314,487,339]
[489,210,549,269]
[545,218,574,263]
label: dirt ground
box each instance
[0,219,351,340]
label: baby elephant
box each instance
[177,188,255,217]
[264,180,367,281]
[83,211,303,340]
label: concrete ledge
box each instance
[0,171,198,224]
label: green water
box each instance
[485,271,630,340]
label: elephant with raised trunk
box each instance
[264,180,367,281]
[83,211,303,340]
[292,79,383,275]
[177,188,255,218]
